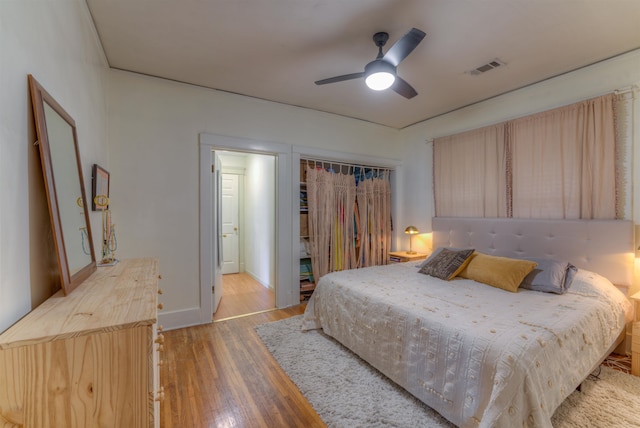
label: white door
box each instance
[221,173,240,274]
[212,152,224,314]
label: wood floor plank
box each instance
[161,305,325,428]
[214,273,276,321]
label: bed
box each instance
[302,217,635,428]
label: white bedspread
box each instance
[302,262,632,428]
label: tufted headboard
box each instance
[432,217,634,289]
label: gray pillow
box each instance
[518,258,577,294]
[417,246,461,269]
[418,248,475,281]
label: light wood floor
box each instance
[213,273,276,321]
[160,304,325,428]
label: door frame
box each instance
[199,133,292,322]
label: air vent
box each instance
[467,59,506,76]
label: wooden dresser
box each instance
[0,258,163,427]
[632,291,640,376]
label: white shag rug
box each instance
[255,315,640,428]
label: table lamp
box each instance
[404,226,419,254]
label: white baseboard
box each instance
[245,270,271,289]
[158,307,211,331]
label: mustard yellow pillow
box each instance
[457,252,537,292]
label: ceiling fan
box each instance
[315,28,426,99]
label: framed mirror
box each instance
[28,75,96,295]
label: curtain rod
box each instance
[425,85,640,144]
[302,157,392,173]
[614,85,638,96]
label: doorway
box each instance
[200,133,295,326]
[213,151,276,321]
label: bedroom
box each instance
[1,1,640,427]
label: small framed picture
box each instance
[91,164,110,211]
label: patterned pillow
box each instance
[418,248,475,280]
[416,246,461,269]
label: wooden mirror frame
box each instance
[28,75,96,295]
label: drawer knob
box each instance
[157,303,163,310]
[157,325,164,332]
[155,334,165,344]
[158,288,163,295]
[158,274,163,279]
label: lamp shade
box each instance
[364,60,396,91]
[404,225,419,235]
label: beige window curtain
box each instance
[433,93,618,219]
[433,124,509,217]
[510,93,617,218]
[306,163,391,282]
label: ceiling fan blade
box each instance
[383,28,426,67]
[391,77,418,99]
[315,72,365,85]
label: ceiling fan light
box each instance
[364,60,396,91]
[365,72,395,90]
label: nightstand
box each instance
[388,251,428,263]
[632,292,640,376]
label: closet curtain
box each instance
[306,167,333,285]
[356,171,392,268]
[306,163,391,282]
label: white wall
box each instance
[0,0,108,332]
[399,48,640,293]
[107,70,401,326]
[244,154,276,288]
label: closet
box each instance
[299,163,313,301]
[298,158,392,302]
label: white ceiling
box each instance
[85,0,640,129]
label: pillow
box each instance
[518,258,578,294]
[457,252,537,292]
[418,248,475,280]
[417,247,461,269]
